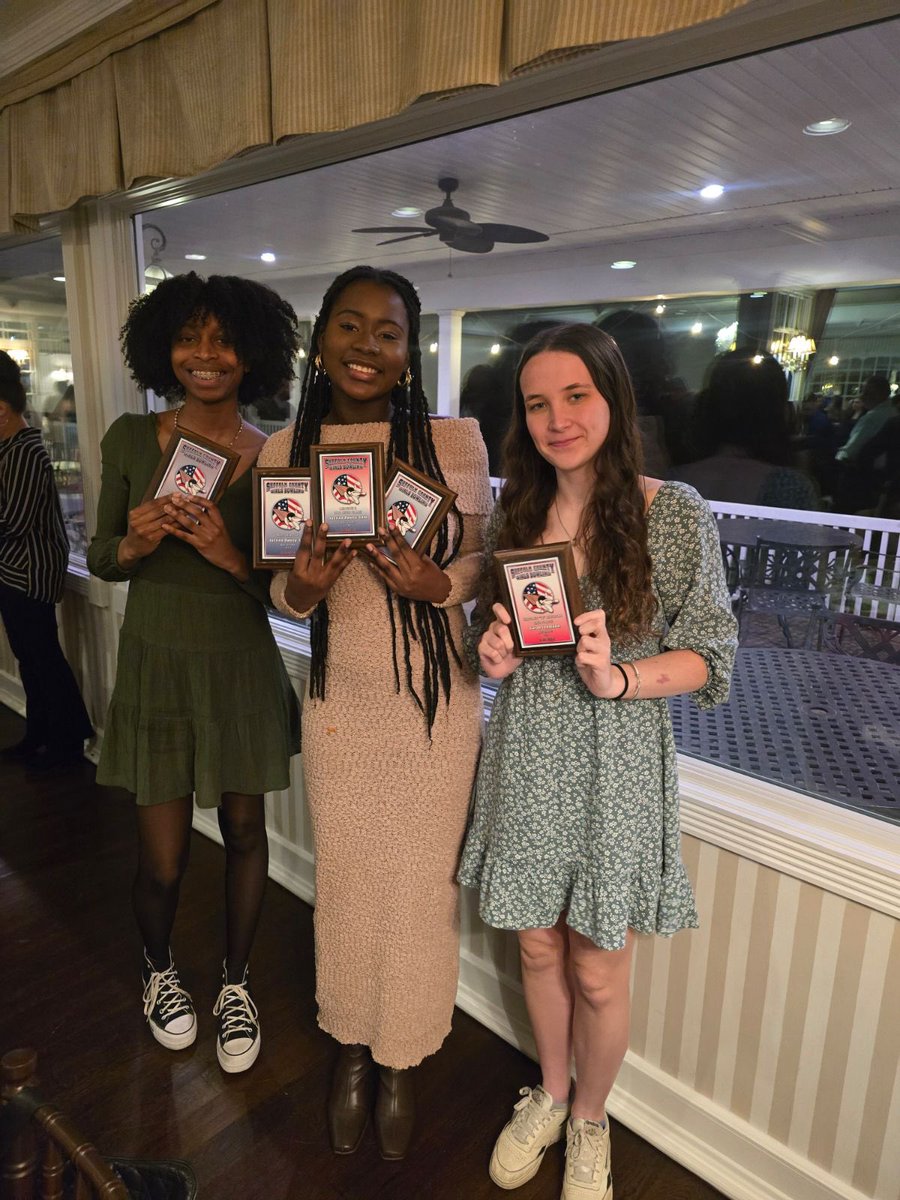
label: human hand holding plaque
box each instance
[477,603,524,680]
[573,609,618,698]
[162,495,248,580]
[364,523,451,603]
[117,496,172,568]
[284,520,356,612]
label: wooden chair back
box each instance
[1,1048,129,1199]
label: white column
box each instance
[435,309,463,416]
[61,199,141,608]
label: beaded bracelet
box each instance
[610,662,629,699]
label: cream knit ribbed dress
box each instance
[258,418,492,1068]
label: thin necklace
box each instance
[554,497,580,544]
[174,403,243,447]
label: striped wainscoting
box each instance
[3,590,898,1200]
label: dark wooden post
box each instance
[1,1047,39,1200]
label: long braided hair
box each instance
[288,266,464,731]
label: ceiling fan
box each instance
[353,177,550,254]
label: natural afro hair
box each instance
[120,273,300,405]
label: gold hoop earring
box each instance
[314,353,325,374]
[398,367,412,389]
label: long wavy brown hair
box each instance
[490,323,657,642]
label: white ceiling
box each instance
[3,14,900,331]
[133,15,900,313]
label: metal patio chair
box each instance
[813,611,900,665]
[736,536,855,648]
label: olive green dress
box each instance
[458,482,737,949]
[87,413,299,806]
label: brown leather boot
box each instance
[374,1066,415,1160]
[327,1043,374,1154]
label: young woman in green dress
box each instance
[458,324,737,1199]
[87,274,300,1074]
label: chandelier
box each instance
[770,332,816,371]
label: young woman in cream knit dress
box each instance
[259,266,491,1160]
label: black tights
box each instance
[133,793,268,982]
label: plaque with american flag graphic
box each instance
[310,442,385,545]
[380,458,457,563]
[144,427,240,505]
[494,542,584,656]
[252,467,312,567]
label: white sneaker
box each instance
[489,1085,569,1189]
[562,1117,612,1199]
[142,952,196,1050]
[213,968,260,1073]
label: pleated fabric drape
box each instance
[114,0,271,186]
[269,0,504,139]
[505,0,751,72]
[0,0,753,235]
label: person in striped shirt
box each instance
[0,351,93,768]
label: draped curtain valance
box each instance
[0,0,751,236]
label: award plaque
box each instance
[494,542,585,656]
[144,427,240,504]
[252,467,311,568]
[309,442,385,545]
[382,458,457,560]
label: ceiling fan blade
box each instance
[477,223,549,244]
[428,213,483,236]
[375,232,438,246]
[448,234,495,254]
[353,226,433,234]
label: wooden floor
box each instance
[0,703,727,1200]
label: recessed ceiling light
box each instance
[654,304,666,315]
[53,275,66,282]
[610,260,636,270]
[260,251,276,263]
[392,207,423,218]
[184,253,206,261]
[699,184,725,200]
[803,117,851,136]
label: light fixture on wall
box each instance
[143,224,172,291]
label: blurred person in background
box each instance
[0,350,94,768]
[595,309,694,469]
[671,350,818,509]
[461,321,561,476]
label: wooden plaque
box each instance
[382,458,457,559]
[143,426,240,505]
[309,442,386,545]
[494,542,585,656]
[251,467,311,568]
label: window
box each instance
[0,238,84,555]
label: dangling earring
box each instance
[398,366,412,389]
[314,353,325,375]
